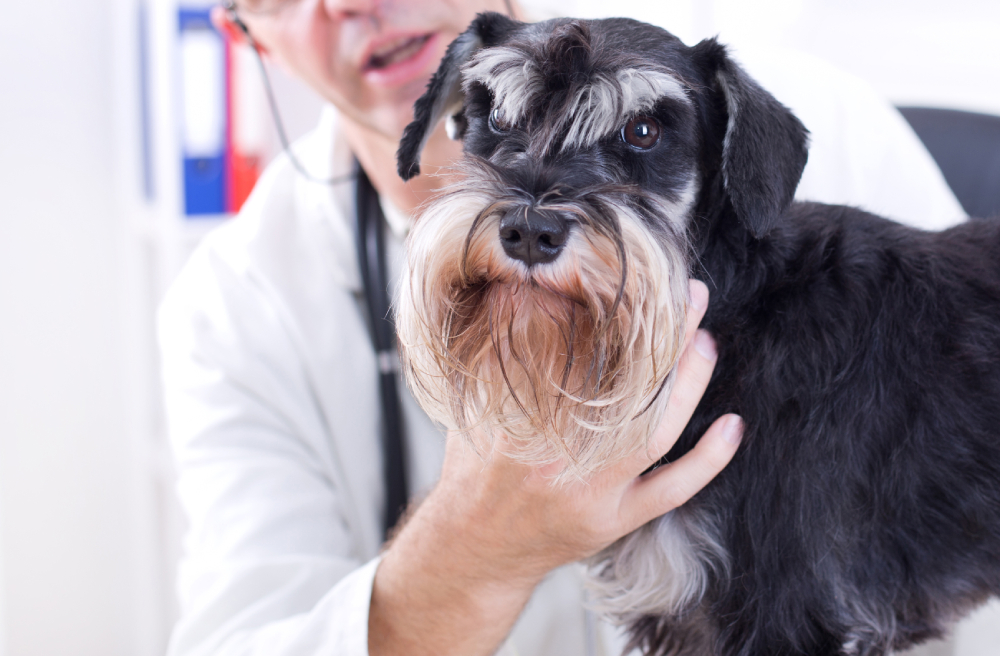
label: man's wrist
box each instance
[368,494,542,656]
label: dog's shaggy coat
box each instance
[395,13,1000,656]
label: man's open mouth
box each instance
[367,34,433,70]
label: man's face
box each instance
[237,0,513,140]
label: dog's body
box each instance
[394,13,1000,655]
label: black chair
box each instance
[898,107,1000,219]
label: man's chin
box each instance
[335,103,414,149]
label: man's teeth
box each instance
[369,35,429,69]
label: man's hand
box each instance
[369,279,742,655]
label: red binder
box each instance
[225,35,266,213]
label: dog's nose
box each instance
[498,208,570,266]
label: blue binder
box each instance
[178,8,227,216]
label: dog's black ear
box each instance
[692,39,809,238]
[397,12,520,181]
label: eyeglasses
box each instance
[225,0,303,17]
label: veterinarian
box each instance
[158,1,967,655]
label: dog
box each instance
[393,13,1000,656]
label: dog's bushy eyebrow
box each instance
[462,46,543,127]
[464,45,690,152]
[559,68,689,150]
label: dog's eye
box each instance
[621,116,661,150]
[489,106,512,133]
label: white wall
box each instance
[713,0,1000,116]
[0,492,5,656]
[0,1,140,655]
[576,0,1000,117]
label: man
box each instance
[159,1,963,655]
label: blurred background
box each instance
[0,0,998,654]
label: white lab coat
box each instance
[159,49,964,656]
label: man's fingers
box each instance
[684,280,710,345]
[625,414,743,527]
[650,280,714,458]
[633,327,719,471]
[612,280,715,479]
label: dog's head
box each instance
[395,14,808,479]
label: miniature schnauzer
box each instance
[394,13,1000,656]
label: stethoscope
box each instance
[224,3,408,540]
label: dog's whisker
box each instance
[488,302,531,426]
[558,304,578,405]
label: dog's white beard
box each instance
[396,180,691,481]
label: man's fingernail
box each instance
[693,329,717,361]
[723,415,743,445]
[689,280,709,312]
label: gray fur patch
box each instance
[586,507,730,624]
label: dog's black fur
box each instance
[660,202,1000,656]
[398,14,1000,655]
